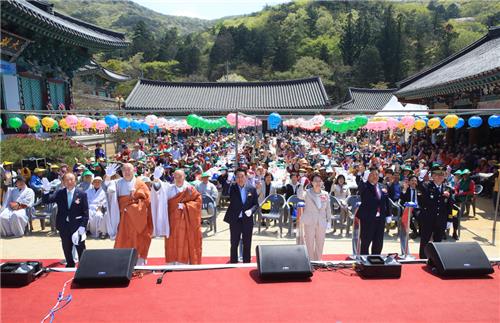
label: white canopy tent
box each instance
[375,96,429,117]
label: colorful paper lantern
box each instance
[443,114,459,128]
[488,115,500,128]
[468,116,482,128]
[65,115,78,130]
[104,114,118,127]
[41,117,56,131]
[456,117,465,129]
[59,118,69,130]
[25,115,40,129]
[428,117,441,130]
[414,119,426,130]
[8,117,22,129]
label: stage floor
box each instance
[1,256,499,323]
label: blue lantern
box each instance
[130,119,141,131]
[118,117,130,129]
[488,115,500,128]
[140,122,150,132]
[440,119,447,129]
[468,116,482,128]
[456,117,465,129]
[268,112,282,130]
[104,114,118,127]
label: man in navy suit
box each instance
[223,168,259,263]
[42,173,88,267]
[356,166,389,255]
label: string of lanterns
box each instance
[3,113,500,133]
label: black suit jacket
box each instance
[418,181,453,229]
[400,187,421,207]
[356,175,389,222]
[284,183,300,201]
[223,184,259,224]
[42,188,89,232]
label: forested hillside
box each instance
[58,0,499,103]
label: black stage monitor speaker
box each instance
[74,249,137,287]
[256,245,313,280]
[425,242,493,277]
[355,255,402,279]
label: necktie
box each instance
[67,190,73,209]
[375,184,380,199]
[411,189,415,202]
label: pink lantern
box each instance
[145,115,158,127]
[386,118,399,129]
[65,115,78,130]
[95,120,107,132]
[157,117,168,129]
[81,117,93,130]
[400,116,415,129]
[110,124,118,133]
[226,113,237,126]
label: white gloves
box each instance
[385,216,392,224]
[41,178,51,193]
[244,209,252,217]
[153,166,164,180]
[178,203,184,210]
[72,226,87,245]
[105,163,120,177]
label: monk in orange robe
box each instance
[151,168,202,264]
[105,163,153,265]
[166,184,202,264]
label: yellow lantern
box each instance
[41,117,56,131]
[443,114,459,128]
[76,120,84,131]
[428,117,441,130]
[25,115,40,129]
[414,119,426,130]
[59,118,69,130]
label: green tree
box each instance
[130,21,156,61]
[176,35,201,75]
[353,46,383,87]
[340,11,356,65]
[141,61,180,80]
[156,28,179,61]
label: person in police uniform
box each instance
[418,164,454,259]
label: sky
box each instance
[132,0,291,20]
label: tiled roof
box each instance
[76,61,131,82]
[396,26,500,99]
[334,88,396,112]
[1,0,129,50]
[124,77,330,115]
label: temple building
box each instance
[1,0,128,126]
[73,60,131,110]
[396,26,500,145]
[124,77,330,116]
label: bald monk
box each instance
[151,166,202,264]
[104,163,152,265]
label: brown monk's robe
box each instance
[165,186,202,264]
[114,179,153,259]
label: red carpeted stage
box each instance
[1,256,499,323]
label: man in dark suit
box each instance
[283,173,300,201]
[384,168,401,202]
[42,173,88,267]
[356,166,389,255]
[418,165,453,259]
[223,168,259,263]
